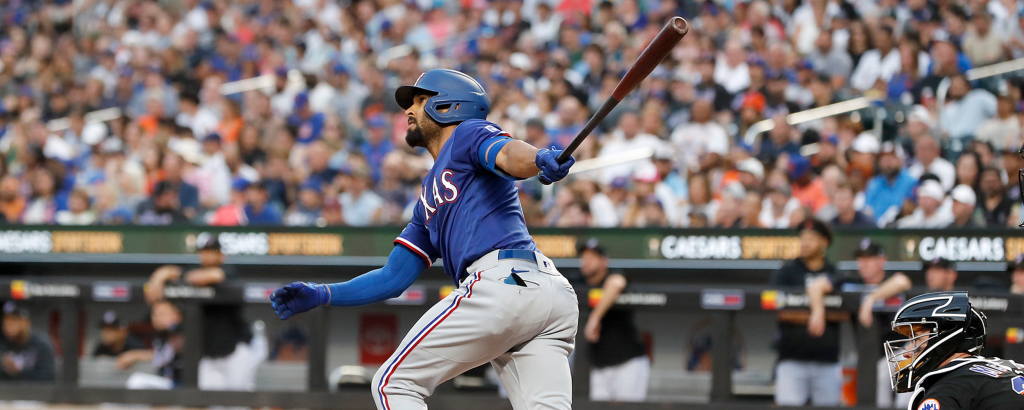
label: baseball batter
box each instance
[270,69,579,410]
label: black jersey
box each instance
[908,357,1024,410]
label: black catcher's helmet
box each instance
[885,291,987,393]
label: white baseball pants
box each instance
[589,355,650,402]
[372,249,579,410]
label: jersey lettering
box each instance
[440,170,459,202]
[431,176,445,206]
[970,364,1006,378]
[917,398,940,410]
[1012,376,1024,394]
[419,190,436,223]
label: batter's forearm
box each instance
[494,140,541,179]
[323,245,427,306]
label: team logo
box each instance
[92,282,131,302]
[917,398,940,410]
[1006,328,1023,344]
[1012,376,1024,394]
[761,290,784,310]
[701,289,744,310]
[10,280,26,300]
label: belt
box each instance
[497,249,538,263]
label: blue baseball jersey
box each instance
[395,119,536,284]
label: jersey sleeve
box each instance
[449,119,519,179]
[394,203,439,266]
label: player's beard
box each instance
[405,112,443,149]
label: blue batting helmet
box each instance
[395,69,489,124]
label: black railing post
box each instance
[856,318,880,407]
[573,294,591,400]
[181,302,203,389]
[710,311,735,402]
[58,300,80,387]
[306,307,329,391]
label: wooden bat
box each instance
[552,17,690,168]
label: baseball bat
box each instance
[553,17,690,166]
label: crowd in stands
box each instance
[1,0,1023,228]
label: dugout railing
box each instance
[0,279,1020,409]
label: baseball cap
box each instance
[577,238,607,257]
[924,257,955,271]
[950,184,976,206]
[907,105,934,129]
[231,177,251,192]
[3,301,28,319]
[879,141,906,161]
[294,93,310,108]
[852,132,880,154]
[917,179,946,202]
[736,158,765,182]
[204,132,223,143]
[195,233,222,252]
[788,155,812,180]
[855,238,885,258]
[610,176,629,189]
[367,114,387,129]
[100,310,127,328]
[799,218,833,244]
[300,178,323,194]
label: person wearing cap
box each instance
[135,180,192,225]
[0,302,55,381]
[206,178,250,226]
[577,239,649,402]
[288,92,326,144]
[807,238,913,408]
[244,180,283,225]
[947,183,982,228]
[908,134,956,191]
[284,178,325,226]
[895,179,954,228]
[144,234,267,390]
[359,114,395,183]
[198,131,233,206]
[769,218,841,406]
[93,311,145,358]
[735,157,765,191]
[789,155,829,214]
[865,139,918,227]
[924,257,959,292]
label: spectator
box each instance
[831,182,874,227]
[955,151,983,191]
[679,173,719,227]
[938,74,997,143]
[1009,255,1024,294]
[961,11,1005,67]
[896,179,954,228]
[947,184,981,228]
[0,302,55,381]
[359,115,394,184]
[975,96,1021,152]
[136,181,191,225]
[160,153,200,219]
[715,183,746,228]
[769,219,840,407]
[93,311,145,358]
[850,26,900,92]
[284,180,325,227]
[738,190,766,228]
[56,188,96,225]
[978,167,1013,227]
[244,182,283,226]
[340,167,384,227]
[714,40,752,95]
[760,184,801,228]
[600,112,662,185]
[288,93,325,144]
[578,239,649,402]
[907,135,956,191]
[143,235,267,391]
[808,28,854,82]
[21,168,59,224]
[789,155,829,214]
[735,158,765,191]
[865,141,917,226]
[670,100,729,174]
[0,176,25,223]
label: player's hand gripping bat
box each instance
[539,17,690,185]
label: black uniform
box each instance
[177,264,252,358]
[769,258,839,362]
[589,271,647,368]
[909,357,1024,410]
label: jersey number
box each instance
[1012,376,1024,395]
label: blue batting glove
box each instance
[269,281,330,319]
[535,147,575,184]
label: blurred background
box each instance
[1,0,1024,408]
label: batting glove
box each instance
[535,147,575,184]
[270,281,330,320]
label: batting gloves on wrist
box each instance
[535,147,575,184]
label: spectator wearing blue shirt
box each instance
[288,93,325,144]
[244,182,282,225]
[864,142,917,227]
[358,115,393,183]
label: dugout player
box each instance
[270,69,578,410]
[887,291,1024,410]
[578,239,649,402]
[144,234,267,391]
[807,239,913,408]
[769,218,842,406]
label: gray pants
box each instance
[774,360,842,406]
[371,250,579,410]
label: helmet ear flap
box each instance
[958,307,987,353]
